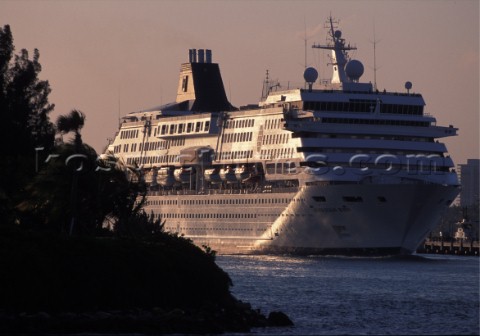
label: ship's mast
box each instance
[261,70,270,100]
[304,18,307,89]
[260,70,281,100]
[312,16,357,84]
[371,21,380,91]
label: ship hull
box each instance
[144,183,459,255]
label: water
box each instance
[216,254,479,335]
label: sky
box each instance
[1,0,478,166]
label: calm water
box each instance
[216,254,479,335]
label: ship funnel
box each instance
[192,49,197,63]
[198,49,205,63]
[206,49,212,63]
[188,49,212,64]
[176,49,235,112]
[189,49,194,63]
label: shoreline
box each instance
[0,305,293,335]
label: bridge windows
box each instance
[303,100,424,115]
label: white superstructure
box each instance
[107,17,460,255]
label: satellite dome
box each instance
[334,30,342,38]
[405,81,412,90]
[345,60,364,81]
[303,67,319,83]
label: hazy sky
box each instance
[1,0,478,166]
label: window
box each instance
[266,163,275,174]
[182,76,189,92]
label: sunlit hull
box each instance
[144,183,459,255]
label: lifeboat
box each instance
[220,166,237,183]
[174,167,195,184]
[204,168,222,184]
[235,165,250,181]
[157,167,176,187]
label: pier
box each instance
[417,239,479,256]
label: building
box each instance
[458,159,480,207]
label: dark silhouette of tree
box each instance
[0,26,154,237]
[17,143,148,235]
[0,25,55,156]
[0,24,55,224]
[56,109,85,151]
[0,26,13,103]
[55,109,86,234]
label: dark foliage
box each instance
[0,24,292,335]
[0,25,55,222]
[17,143,147,235]
[0,226,233,313]
[56,109,85,151]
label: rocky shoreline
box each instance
[0,303,293,334]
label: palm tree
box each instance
[56,109,85,152]
[18,110,154,236]
[56,110,85,235]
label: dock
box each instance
[417,239,479,256]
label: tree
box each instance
[0,25,55,156]
[0,25,13,102]
[17,142,148,235]
[0,24,55,223]
[56,109,85,151]
[56,109,86,234]
[0,26,154,237]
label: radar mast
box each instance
[312,16,357,84]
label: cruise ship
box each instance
[107,17,460,255]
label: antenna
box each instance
[370,20,381,91]
[118,86,121,127]
[304,16,308,89]
[261,69,269,100]
[304,16,308,69]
